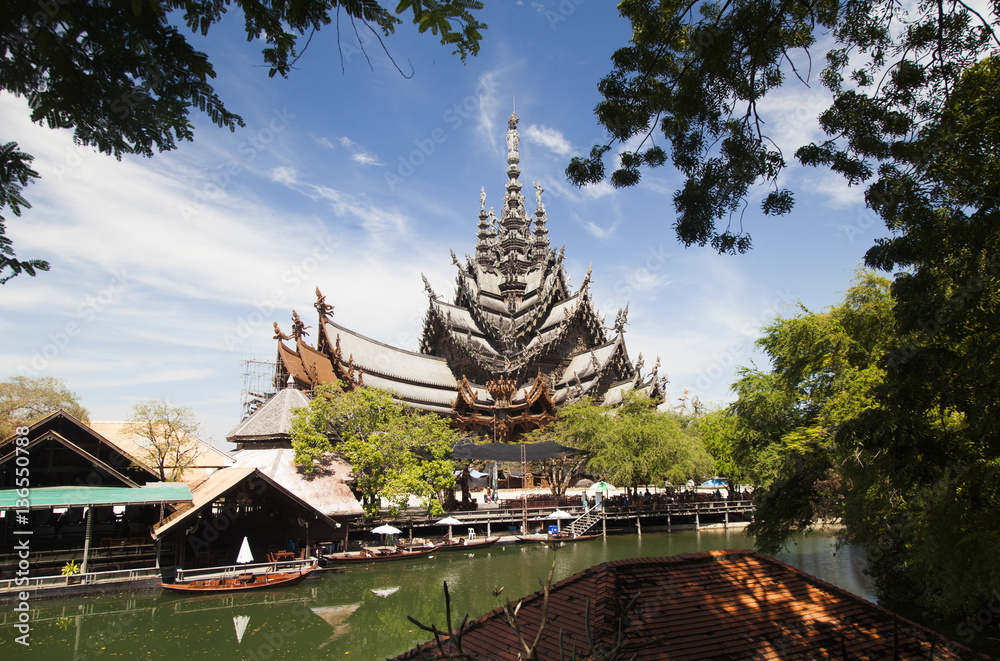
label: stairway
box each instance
[566,506,603,536]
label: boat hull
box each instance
[159,566,316,592]
[428,537,501,552]
[515,533,601,544]
[324,547,436,563]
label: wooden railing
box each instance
[0,566,161,594]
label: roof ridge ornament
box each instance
[291,310,310,339]
[273,322,291,342]
[314,287,334,319]
[421,273,437,299]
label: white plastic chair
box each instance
[468,528,476,540]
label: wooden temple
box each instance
[272,112,664,441]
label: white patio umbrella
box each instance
[435,516,462,540]
[371,524,401,547]
[587,481,615,493]
[548,510,573,533]
[236,536,254,564]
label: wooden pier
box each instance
[355,499,755,540]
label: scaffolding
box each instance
[238,357,279,421]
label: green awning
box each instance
[0,483,192,510]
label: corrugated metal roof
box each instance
[0,483,192,509]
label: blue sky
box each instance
[0,3,886,445]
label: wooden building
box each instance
[270,112,666,442]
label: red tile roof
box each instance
[393,549,987,660]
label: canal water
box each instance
[3,528,870,660]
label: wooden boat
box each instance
[515,533,602,544]
[427,536,501,552]
[324,546,436,564]
[159,561,317,593]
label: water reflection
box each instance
[3,529,870,660]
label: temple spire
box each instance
[532,180,549,262]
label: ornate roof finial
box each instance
[534,181,544,209]
[480,186,486,212]
[450,249,460,267]
[273,322,291,342]
[506,111,520,163]
[421,273,436,299]
[613,303,630,332]
[291,310,310,339]
[314,287,334,319]
[581,264,593,290]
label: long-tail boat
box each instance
[424,536,501,552]
[515,532,601,544]
[324,546,436,564]
[159,559,317,593]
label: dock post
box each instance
[602,514,606,537]
[695,512,700,530]
[724,511,729,529]
[667,513,671,531]
[487,520,491,538]
[636,515,641,536]
[81,506,94,574]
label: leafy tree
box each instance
[694,406,745,488]
[126,399,201,481]
[0,375,88,438]
[290,383,457,516]
[0,143,47,283]
[841,57,1000,617]
[724,270,893,550]
[0,0,485,281]
[560,392,714,493]
[567,0,996,254]
[521,423,590,497]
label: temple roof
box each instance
[226,383,311,444]
[326,320,456,388]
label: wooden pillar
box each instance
[80,506,94,574]
[695,512,700,530]
[724,511,729,529]
[487,520,491,538]
[667,513,671,531]
[601,514,606,537]
[636,515,641,536]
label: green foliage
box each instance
[61,560,80,576]
[570,0,996,254]
[0,375,88,439]
[126,399,202,482]
[726,270,893,553]
[558,391,714,491]
[290,383,457,517]
[693,407,744,486]
[843,58,1000,617]
[0,142,47,283]
[0,0,485,281]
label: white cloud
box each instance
[523,124,573,156]
[337,136,383,166]
[584,220,618,239]
[268,166,297,185]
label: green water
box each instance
[2,528,870,660]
